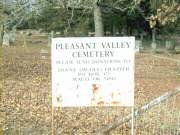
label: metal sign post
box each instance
[131,106,134,135]
[52,106,55,135]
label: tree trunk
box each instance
[151,28,156,52]
[93,1,104,37]
[152,28,156,43]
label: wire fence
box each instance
[0,46,180,135]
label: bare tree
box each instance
[94,0,104,36]
[3,0,143,37]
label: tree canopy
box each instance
[1,0,180,37]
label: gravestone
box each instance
[151,42,157,53]
[105,31,111,36]
[115,32,120,36]
[9,29,16,46]
[2,32,10,46]
[48,31,54,46]
[121,27,126,36]
[40,49,48,59]
[165,40,175,53]
[135,40,142,53]
[26,32,32,36]
[38,29,43,33]
[20,31,27,47]
[88,32,95,37]
[55,32,61,35]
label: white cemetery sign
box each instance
[52,37,135,107]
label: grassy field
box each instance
[0,45,180,135]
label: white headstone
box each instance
[135,40,141,53]
[48,31,54,46]
[9,32,15,45]
[40,49,48,59]
[2,32,10,46]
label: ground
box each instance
[0,42,180,134]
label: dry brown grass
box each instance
[0,46,180,135]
